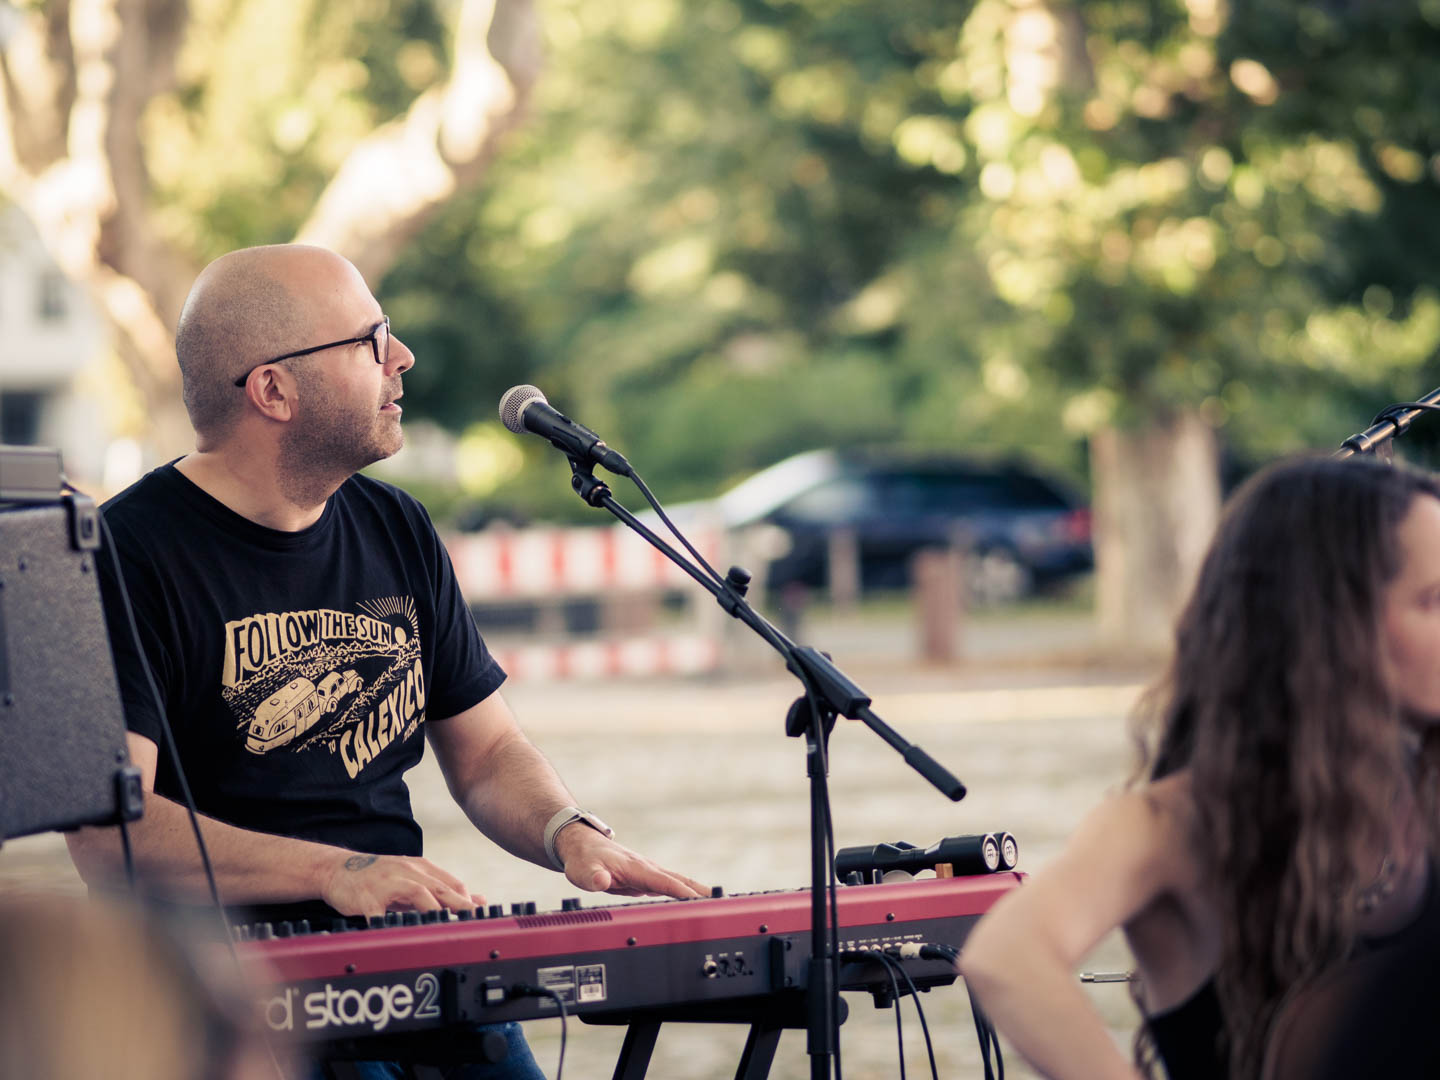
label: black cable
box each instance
[628,466,847,1077]
[875,953,908,1080]
[509,984,568,1080]
[628,471,734,592]
[966,982,1004,1080]
[1375,402,1440,423]
[838,950,906,1079]
[882,953,940,1080]
[824,762,843,1080]
[119,815,135,886]
[72,480,282,1079]
[809,694,843,1080]
[85,492,235,952]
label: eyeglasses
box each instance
[233,317,390,387]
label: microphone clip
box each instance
[568,457,613,508]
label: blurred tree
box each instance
[0,0,540,458]
[938,0,1440,649]
[8,0,1440,657]
[387,0,1440,650]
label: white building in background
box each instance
[0,204,112,482]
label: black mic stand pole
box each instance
[565,458,966,1080]
[1336,386,1440,458]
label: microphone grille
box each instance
[499,384,546,434]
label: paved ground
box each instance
[0,607,1158,1079]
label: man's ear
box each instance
[242,368,297,423]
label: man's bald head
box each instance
[175,245,356,442]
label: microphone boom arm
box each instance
[1336,386,1440,458]
[565,457,966,799]
[562,451,966,1080]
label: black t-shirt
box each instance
[98,463,505,922]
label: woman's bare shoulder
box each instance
[1071,772,1202,888]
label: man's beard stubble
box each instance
[277,371,402,507]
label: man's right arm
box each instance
[64,732,481,916]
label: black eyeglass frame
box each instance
[233,317,390,387]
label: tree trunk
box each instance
[1090,410,1221,657]
[0,0,539,466]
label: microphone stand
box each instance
[565,457,966,1080]
[1336,386,1440,457]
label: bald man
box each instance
[68,246,705,1079]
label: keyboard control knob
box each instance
[489,905,505,919]
[561,898,582,912]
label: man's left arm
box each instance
[426,692,707,899]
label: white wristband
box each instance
[542,806,614,870]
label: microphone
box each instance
[498,385,632,476]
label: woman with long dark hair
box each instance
[959,454,1440,1079]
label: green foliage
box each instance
[378,0,1440,521]
[144,0,450,258]
[137,0,1440,516]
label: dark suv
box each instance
[707,450,1092,603]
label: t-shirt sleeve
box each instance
[95,508,176,748]
[414,505,506,719]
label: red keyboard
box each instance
[238,873,1021,1044]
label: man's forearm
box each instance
[66,790,339,905]
[444,729,577,867]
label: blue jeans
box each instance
[312,1022,546,1080]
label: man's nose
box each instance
[387,333,416,375]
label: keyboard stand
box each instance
[584,992,851,1080]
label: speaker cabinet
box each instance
[0,495,138,842]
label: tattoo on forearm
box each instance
[345,855,379,871]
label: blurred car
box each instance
[691,450,1093,604]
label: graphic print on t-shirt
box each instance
[220,597,426,778]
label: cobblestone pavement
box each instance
[0,644,1152,1080]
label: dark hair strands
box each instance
[1127,454,1440,1079]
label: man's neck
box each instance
[174,451,337,531]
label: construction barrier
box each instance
[445,523,727,681]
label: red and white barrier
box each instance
[447,525,723,600]
[490,635,723,682]
[445,525,727,681]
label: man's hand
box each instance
[319,852,484,916]
[555,825,708,899]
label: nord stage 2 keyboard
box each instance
[241,872,1020,1069]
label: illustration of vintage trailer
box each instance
[245,677,323,753]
